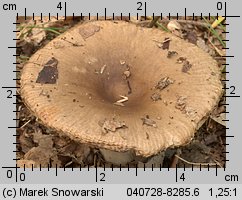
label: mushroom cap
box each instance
[21,21,222,157]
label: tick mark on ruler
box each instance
[175,164,178,182]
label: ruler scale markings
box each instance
[15,164,18,182]
[175,164,178,182]
[0,3,241,196]
[95,167,98,182]
[64,2,67,20]
[144,2,146,19]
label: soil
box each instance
[16,16,226,168]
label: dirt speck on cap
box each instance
[141,115,157,128]
[182,60,192,73]
[177,57,187,64]
[167,51,178,58]
[175,96,196,118]
[155,77,174,91]
[151,93,162,101]
[175,96,187,111]
[162,37,171,50]
[98,118,127,134]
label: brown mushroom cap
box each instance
[21,21,222,157]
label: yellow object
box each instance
[211,16,225,28]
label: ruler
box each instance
[0,0,241,199]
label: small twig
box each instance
[113,102,125,107]
[20,119,31,129]
[152,38,171,44]
[100,65,106,74]
[174,154,221,167]
[16,105,21,128]
[170,149,182,168]
[208,39,225,57]
[213,159,223,168]
[148,16,160,28]
[113,95,128,107]
[93,154,97,167]
[117,95,128,103]
[127,80,132,94]
[61,37,83,47]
